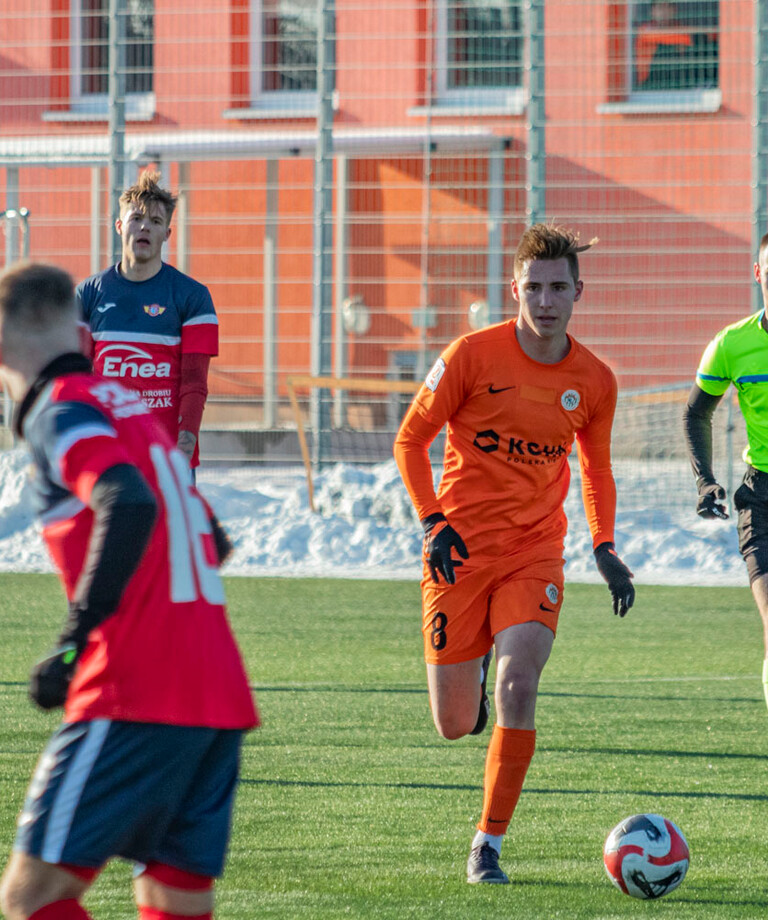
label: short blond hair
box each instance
[119,170,177,224]
[514,223,598,283]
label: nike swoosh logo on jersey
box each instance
[97,303,117,313]
[488,384,516,394]
[539,603,555,613]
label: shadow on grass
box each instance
[543,746,768,762]
[673,889,768,909]
[253,685,427,694]
[240,776,768,802]
[252,685,761,707]
[541,689,760,704]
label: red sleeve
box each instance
[79,321,95,360]
[575,370,618,548]
[61,435,134,507]
[181,320,218,356]
[178,353,210,437]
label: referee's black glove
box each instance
[696,482,729,520]
[421,512,469,585]
[594,542,635,618]
[29,642,81,710]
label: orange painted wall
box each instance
[0,1,759,396]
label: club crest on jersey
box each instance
[561,389,580,411]
[545,583,559,605]
[143,303,166,317]
[425,357,446,392]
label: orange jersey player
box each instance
[394,223,635,885]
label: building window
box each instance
[70,0,154,115]
[251,0,318,104]
[437,1,523,103]
[631,1,718,93]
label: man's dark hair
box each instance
[514,223,598,283]
[0,262,75,329]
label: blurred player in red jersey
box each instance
[394,224,635,884]
[77,171,217,473]
[0,264,257,920]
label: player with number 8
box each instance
[395,224,634,885]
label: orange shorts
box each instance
[421,547,565,665]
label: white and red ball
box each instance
[603,813,690,899]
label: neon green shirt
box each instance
[697,311,768,471]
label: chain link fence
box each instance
[0,1,761,502]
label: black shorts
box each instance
[14,720,243,877]
[733,466,768,583]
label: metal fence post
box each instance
[264,158,279,429]
[752,0,768,313]
[108,0,127,265]
[525,0,546,226]
[310,0,336,468]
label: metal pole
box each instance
[155,158,169,262]
[752,0,768,313]
[4,168,19,267]
[487,142,506,324]
[524,0,546,226]
[108,0,127,265]
[90,166,102,273]
[1,183,23,443]
[176,161,190,275]
[264,158,279,429]
[417,0,436,380]
[18,209,29,259]
[333,153,349,426]
[310,0,336,467]
[743,0,768,485]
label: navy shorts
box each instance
[734,466,768,583]
[14,719,243,878]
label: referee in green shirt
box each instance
[684,233,768,710]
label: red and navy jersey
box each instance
[76,263,218,442]
[21,366,257,730]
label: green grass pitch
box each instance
[1,574,767,918]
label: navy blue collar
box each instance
[15,352,92,438]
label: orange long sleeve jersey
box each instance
[393,321,618,559]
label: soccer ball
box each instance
[603,813,690,899]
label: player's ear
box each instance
[754,262,761,284]
[164,225,172,242]
[510,277,520,303]
[115,218,123,236]
[574,279,584,301]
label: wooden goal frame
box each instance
[285,375,420,511]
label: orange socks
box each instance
[477,725,536,835]
[139,910,211,920]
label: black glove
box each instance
[211,514,235,566]
[421,513,469,585]
[594,542,635,617]
[29,642,81,710]
[696,482,729,520]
